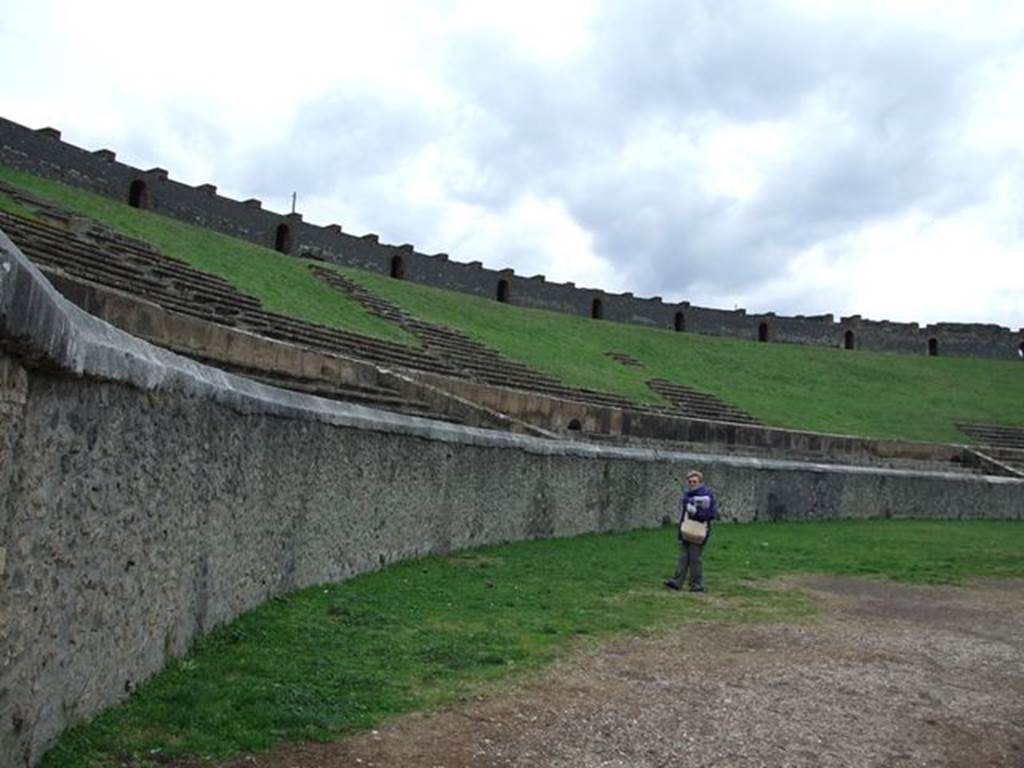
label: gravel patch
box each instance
[214,577,1024,768]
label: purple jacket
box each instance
[678,484,717,541]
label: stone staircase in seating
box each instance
[958,423,1024,474]
[313,268,643,411]
[959,423,1024,450]
[313,270,775,427]
[646,378,760,426]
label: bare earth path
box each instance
[216,577,1024,768]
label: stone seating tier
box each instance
[312,267,687,414]
[0,209,463,378]
[3,182,1013,474]
[2,181,763,425]
[646,378,761,425]
[311,270,764,422]
[0,207,471,419]
[958,423,1024,451]
[188,354,452,419]
[986,449,1024,473]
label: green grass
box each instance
[0,165,413,345]
[331,265,1024,444]
[3,162,1022,444]
[43,519,1024,768]
[0,189,39,219]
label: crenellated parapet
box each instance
[2,116,1021,360]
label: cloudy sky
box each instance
[2,0,1022,329]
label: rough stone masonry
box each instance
[0,230,1021,768]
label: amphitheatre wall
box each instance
[3,219,1024,766]
[1,116,1021,361]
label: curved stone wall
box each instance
[3,222,1023,766]
[1,116,1021,360]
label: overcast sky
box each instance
[2,0,1022,329]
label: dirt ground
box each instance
[213,577,1024,768]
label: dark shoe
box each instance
[689,586,704,593]
[664,579,681,591]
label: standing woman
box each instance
[665,470,717,593]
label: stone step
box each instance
[958,423,1024,450]
[647,378,760,425]
[4,205,465,386]
[185,356,459,422]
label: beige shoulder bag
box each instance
[679,514,708,544]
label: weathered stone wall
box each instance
[0,361,658,767]
[2,116,1020,360]
[3,358,1022,768]
[2,227,1023,767]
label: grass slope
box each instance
[0,165,412,345]
[2,162,1022,444]
[332,265,1024,444]
[43,520,1024,768]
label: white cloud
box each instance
[697,119,797,201]
[741,191,1024,328]
[0,0,1021,329]
[450,0,597,62]
[437,193,616,288]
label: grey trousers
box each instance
[673,541,704,589]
